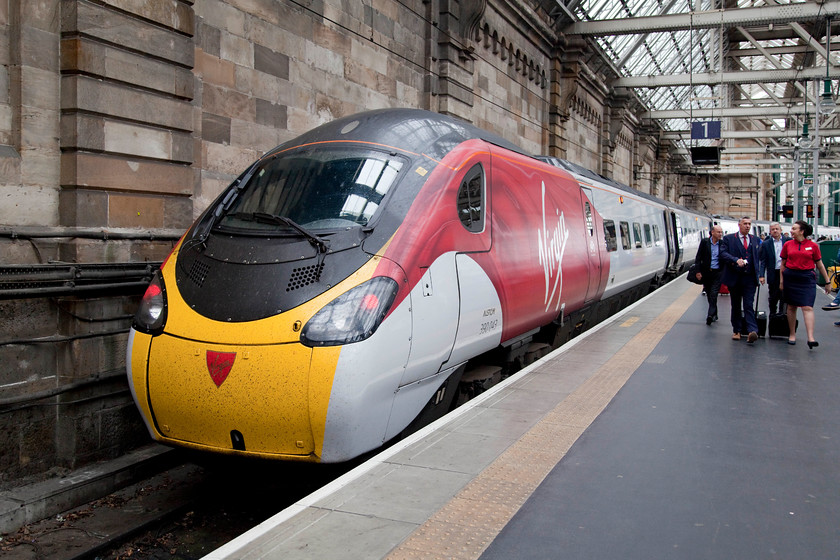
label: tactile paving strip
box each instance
[387,286,698,560]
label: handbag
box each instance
[686,263,703,284]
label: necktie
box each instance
[743,235,748,250]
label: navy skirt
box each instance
[783,267,817,307]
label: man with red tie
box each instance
[720,216,762,343]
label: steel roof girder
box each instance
[690,166,840,174]
[660,128,840,140]
[564,1,840,36]
[645,105,815,118]
[616,66,840,88]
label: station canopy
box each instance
[547,0,840,175]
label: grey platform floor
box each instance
[204,279,840,560]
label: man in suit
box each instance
[720,216,762,343]
[694,224,724,325]
[758,222,790,315]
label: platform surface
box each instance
[204,278,840,560]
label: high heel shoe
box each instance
[807,341,819,349]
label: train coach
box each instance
[127,109,708,463]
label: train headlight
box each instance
[300,277,398,347]
[133,272,168,335]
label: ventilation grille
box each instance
[188,259,211,288]
[286,264,324,292]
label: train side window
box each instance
[584,202,594,236]
[619,221,631,250]
[632,222,642,249]
[653,224,661,245]
[456,164,484,232]
[644,224,652,247]
[603,219,617,252]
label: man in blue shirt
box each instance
[758,222,791,315]
[694,224,724,325]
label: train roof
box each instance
[536,156,708,219]
[264,108,531,163]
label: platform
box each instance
[203,278,840,560]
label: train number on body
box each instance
[480,307,498,334]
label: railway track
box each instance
[0,454,358,560]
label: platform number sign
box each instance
[691,121,721,139]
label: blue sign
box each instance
[691,121,721,139]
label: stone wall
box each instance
[0,0,687,485]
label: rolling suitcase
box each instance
[740,285,766,337]
[768,303,797,338]
[755,308,767,338]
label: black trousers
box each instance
[703,268,722,319]
[729,277,758,334]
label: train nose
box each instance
[145,335,320,457]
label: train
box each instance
[127,108,714,463]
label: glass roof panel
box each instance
[566,0,827,165]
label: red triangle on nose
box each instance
[206,351,236,387]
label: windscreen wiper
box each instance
[229,212,330,254]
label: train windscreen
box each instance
[217,147,404,232]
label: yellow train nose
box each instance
[146,335,319,457]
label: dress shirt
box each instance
[773,238,783,269]
[710,239,720,269]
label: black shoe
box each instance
[713,315,718,322]
[706,316,713,325]
[808,341,819,349]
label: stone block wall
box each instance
[471,3,552,155]
[191,0,429,213]
[1,0,61,226]
[59,0,196,247]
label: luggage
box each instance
[741,311,767,337]
[768,304,798,338]
[739,285,766,337]
[719,283,729,294]
[755,309,767,338]
[686,263,703,284]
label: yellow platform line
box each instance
[387,286,699,559]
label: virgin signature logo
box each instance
[207,351,236,387]
[538,182,569,313]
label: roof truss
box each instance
[553,0,840,177]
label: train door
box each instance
[399,160,491,387]
[671,212,684,267]
[667,211,682,266]
[580,187,602,303]
[663,210,676,269]
[449,159,500,365]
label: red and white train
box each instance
[128,109,708,463]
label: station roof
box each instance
[547,0,840,176]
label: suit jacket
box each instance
[720,231,761,287]
[758,235,791,283]
[694,237,721,274]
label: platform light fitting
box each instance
[819,79,836,116]
[799,122,814,149]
